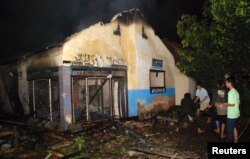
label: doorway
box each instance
[71,75,127,123]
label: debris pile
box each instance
[1,101,249,158]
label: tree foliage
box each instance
[177,0,250,88]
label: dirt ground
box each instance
[0,109,249,159]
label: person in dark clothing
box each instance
[176,93,205,133]
[211,80,227,138]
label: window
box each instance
[28,78,59,121]
[149,70,165,94]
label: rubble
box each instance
[1,112,248,159]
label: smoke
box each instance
[66,0,203,40]
[109,0,144,12]
[0,0,203,64]
[75,0,147,32]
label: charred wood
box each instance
[129,147,193,159]
[157,116,178,123]
[0,131,13,137]
[44,152,52,159]
[111,120,147,145]
[0,119,60,134]
[49,141,73,150]
[52,151,64,158]
[13,126,19,148]
[0,148,16,155]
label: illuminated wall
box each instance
[0,10,195,121]
[62,10,177,116]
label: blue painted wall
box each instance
[128,87,175,116]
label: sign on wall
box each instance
[150,87,166,94]
[152,58,163,69]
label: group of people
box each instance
[176,76,240,143]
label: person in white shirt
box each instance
[194,82,211,123]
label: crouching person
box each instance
[176,93,205,133]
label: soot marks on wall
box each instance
[74,53,125,67]
[114,9,149,26]
[0,65,24,117]
[113,24,121,36]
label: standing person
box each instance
[194,82,211,123]
[176,93,205,133]
[219,77,240,143]
[212,80,227,139]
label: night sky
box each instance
[0,0,204,64]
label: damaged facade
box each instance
[0,9,195,130]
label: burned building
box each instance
[0,9,195,130]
